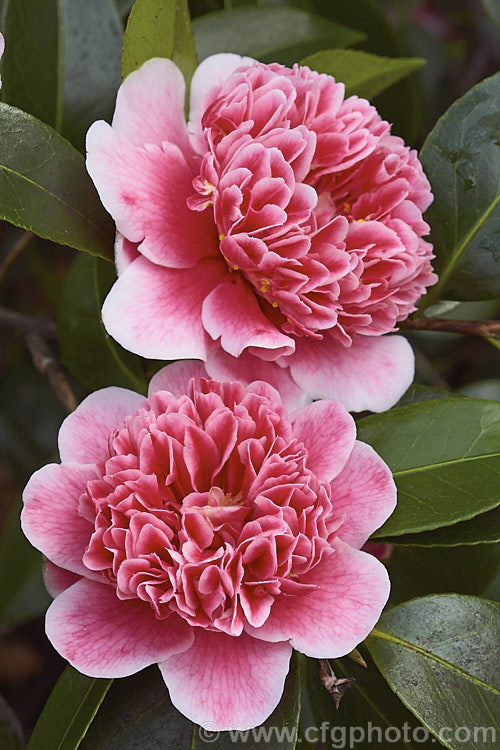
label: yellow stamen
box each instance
[260,278,271,293]
[272,301,279,308]
[343,202,351,213]
[218,233,225,241]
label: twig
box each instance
[25,333,78,414]
[0,306,57,339]
[0,231,34,286]
[401,317,500,338]
[317,659,355,709]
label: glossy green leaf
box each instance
[301,49,425,100]
[58,253,146,393]
[192,8,364,66]
[388,544,500,606]
[0,500,50,633]
[381,505,500,547]
[482,0,500,27]
[2,0,123,152]
[303,653,435,749]
[0,104,114,258]
[0,694,23,750]
[420,73,500,304]
[396,385,462,408]
[357,398,500,536]
[122,0,197,86]
[366,595,500,750]
[27,667,112,750]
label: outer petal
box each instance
[58,387,144,464]
[112,58,193,157]
[332,441,397,549]
[148,360,209,396]
[206,349,310,413]
[202,275,295,358]
[102,255,228,360]
[290,334,414,413]
[115,233,139,275]
[86,121,218,269]
[159,628,292,730]
[291,400,356,483]
[43,561,81,598]
[188,53,256,154]
[246,539,390,658]
[46,579,193,678]
[21,463,97,578]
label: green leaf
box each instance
[300,49,425,100]
[482,0,500,27]
[303,653,435,749]
[357,398,500,536]
[58,253,146,392]
[0,500,50,633]
[420,72,500,304]
[0,694,23,750]
[366,595,500,750]
[381,505,500,547]
[122,0,197,87]
[27,667,112,750]
[192,8,365,66]
[396,384,462,408]
[2,0,124,152]
[0,104,114,258]
[388,544,500,606]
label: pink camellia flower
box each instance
[86,54,436,413]
[22,361,395,729]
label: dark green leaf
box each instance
[396,385,462,408]
[192,8,364,66]
[0,104,114,258]
[301,49,425,100]
[80,667,194,749]
[0,500,50,633]
[482,0,500,27]
[27,667,112,750]
[366,595,500,750]
[388,544,500,606]
[2,0,60,128]
[357,398,500,536]
[122,0,197,87]
[2,0,123,152]
[0,694,23,750]
[58,253,146,392]
[381,505,500,547]
[60,0,123,152]
[303,653,435,749]
[420,73,500,304]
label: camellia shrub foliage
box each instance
[0,0,499,748]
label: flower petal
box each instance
[21,463,97,578]
[159,628,292,730]
[188,53,256,153]
[58,387,145,464]
[292,400,356,482]
[112,57,193,156]
[206,349,310,413]
[290,334,414,412]
[202,275,295,358]
[43,561,81,598]
[247,538,390,658]
[332,441,397,549]
[86,121,218,269]
[148,360,209,396]
[46,579,193,677]
[102,255,228,360]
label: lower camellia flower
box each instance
[86,53,436,413]
[22,362,395,729]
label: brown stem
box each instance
[0,306,57,339]
[25,333,78,414]
[317,659,355,709]
[0,231,34,286]
[401,317,500,338]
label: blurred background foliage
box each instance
[0,0,499,743]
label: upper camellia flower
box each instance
[22,361,395,730]
[86,54,436,412]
